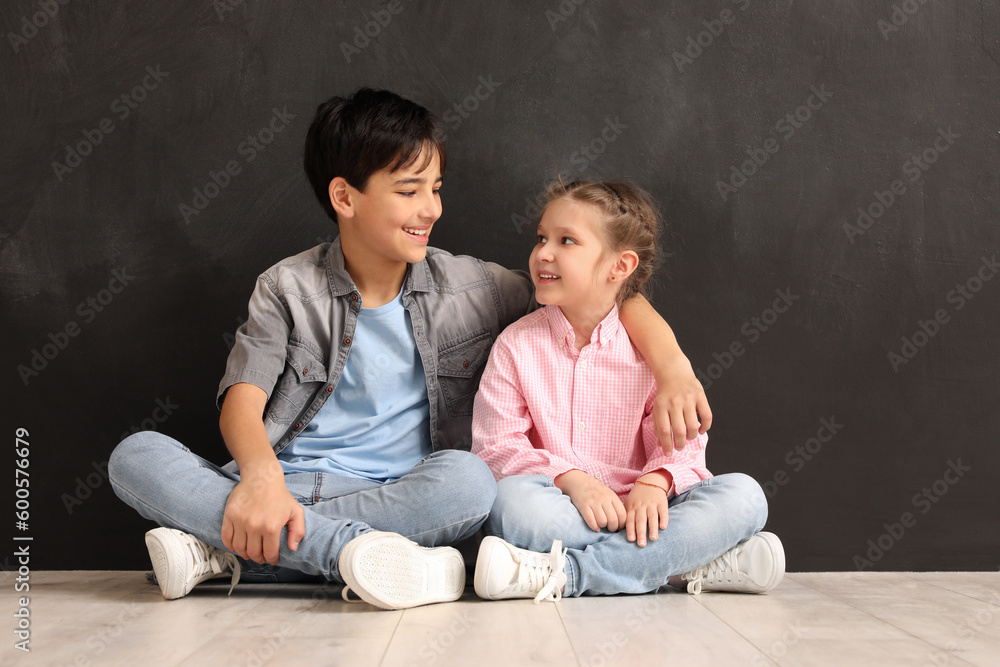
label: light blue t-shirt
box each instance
[277,286,432,482]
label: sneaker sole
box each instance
[750,532,785,593]
[339,532,465,610]
[144,528,189,600]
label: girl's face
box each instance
[529,197,620,313]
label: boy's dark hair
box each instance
[304,88,447,223]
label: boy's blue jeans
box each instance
[486,473,768,597]
[109,431,497,583]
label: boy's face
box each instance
[530,197,619,313]
[341,147,443,267]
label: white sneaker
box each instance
[338,531,465,610]
[144,527,242,600]
[680,531,785,595]
[474,536,567,604]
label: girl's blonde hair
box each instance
[542,179,660,306]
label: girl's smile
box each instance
[530,197,625,346]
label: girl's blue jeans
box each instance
[486,473,768,596]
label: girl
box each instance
[471,180,784,602]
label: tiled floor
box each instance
[3,571,998,666]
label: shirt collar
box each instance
[546,304,622,348]
[323,236,434,297]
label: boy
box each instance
[108,88,710,611]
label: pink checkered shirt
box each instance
[472,305,712,500]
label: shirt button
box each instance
[578,421,585,430]
[595,472,602,480]
[462,361,470,369]
[580,361,588,368]
[351,294,358,302]
[344,337,352,345]
[325,386,333,393]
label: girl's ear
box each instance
[328,177,356,220]
[611,250,639,282]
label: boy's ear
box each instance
[611,250,640,282]
[328,177,356,220]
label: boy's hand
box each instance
[615,295,711,455]
[652,358,712,456]
[625,480,669,547]
[222,471,306,565]
[218,383,306,565]
[555,470,627,533]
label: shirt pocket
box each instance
[599,400,648,469]
[266,338,329,425]
[437,329,493,418]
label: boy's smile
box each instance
[334,146,443,302]
[351,147,442,261]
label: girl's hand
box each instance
[625,481,670,547]
[555,470,627,532]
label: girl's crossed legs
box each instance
[485,473,768,596]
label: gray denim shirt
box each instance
[217,239,535,455]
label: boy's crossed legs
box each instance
[109,432,496,605]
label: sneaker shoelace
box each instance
[511,540,567,604]
[182,533,242,595]
[684,547,740,595]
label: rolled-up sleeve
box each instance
[216,274,292,409]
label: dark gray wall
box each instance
[2,1,998,571]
